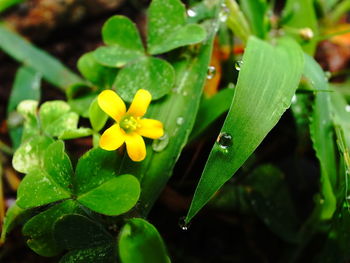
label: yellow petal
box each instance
[98,90,126,121]
[127,89,152,117]
[99,124,126,151]
[138,119,164,139]
[125,133,146,162]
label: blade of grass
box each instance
[186,36,304,223]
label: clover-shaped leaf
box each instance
[93,16,145,68]
[17,142,141,217]
[147,0,207,55]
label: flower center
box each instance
[119,115,140,133]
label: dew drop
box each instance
[178,216,190,231]
[235,60,243,71]
[219,4,229,22]
[228,83,235,89]
[291,95,297,104]
[187,8,196,18]
[324,71,331,80]
[207,65,216,79]
[152,133,169,152]
[216,132,233,150]
[176,117,184,126]
[345,105,350,112]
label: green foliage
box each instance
[186,36,304,222]
[118,218,170,263]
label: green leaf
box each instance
[147,0,207,55]
[22,200,80,257]
[0,0,24,12]
[114,57,175,102]
[17,141,72,208]
[39,101,79,137]
[118,218,170,263]
[58,128,93,140]
[60,244,115,263]
[68,93,97,118]
[305,54,337,220]
[16,100,40,142]
[74,148,140,216]
[77,52,118,88]
[0,23,83,90]
[7,66,41,149]
[186,36,304,223]
[89,98,108,132]
[77,174,140,216]
[93,15,145,68]
[282,0,318,54]
[0,202,34,243]
[241,0,268,39]
[245,165,299,243]
[190,87,234,140]
[54,214,113,250]
[12,135,54,173]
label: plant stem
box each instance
[0,141,13,156]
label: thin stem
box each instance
[0,141,13,156]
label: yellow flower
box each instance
[98,89,164,162]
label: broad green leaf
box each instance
[93,15,145,68]
[0,202,34,243]
[77,174,140,216]
[77,52,118,88]
[305,54,337,219]
[123,10,221,214]
[7,66,41,149]
[54,214,113,250]
[282,0,318,54]
[118,218,170,263]
[0,0,24,12]
[22,200,80,257]
[190,87,234,140]
[245,165,299,243]
[186,36,304,223]
[39,101,78,137]
[147,0,206,55]
[16,100,41,142]
[241,0,268,39]
[12,135,54,173]
[74,148,122,195]
[60,244,115,263]
[17,141,72,208]
[102,15,144,51]
[89,98,108,132]
[0,23,83,90]
[114,57,175,102]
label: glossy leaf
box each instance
[118,218,170,263]
[114,57,175,102]
[94,46,144,68]
[60,244,115,263]
[7,66,41,149]
[0,23,83,90]
[77,174,140,216]
[89,98,108,132]
[59,128,93,140]
[77,52,118,88]
[147,0,206,55]
[22,200,80,257]
[17,141,72,209]
[241,0,268,39]
[306,54,337,219]
[186,36,304,222]
[12,135,54,174]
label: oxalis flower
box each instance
[98,89,164,162]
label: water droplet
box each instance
[176,117,184,126]
[178,216,190,231]
[228,83,235,89]
[219,4,229,22]
[291,95,297,104]
[187,8,196,18]
[152,133,169,152]
[207,66,216,79]
[345,105,350,112]
[235,60,243,71]
[299,28,314,41]
[324,71,331,80]
[216,132,233,150]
